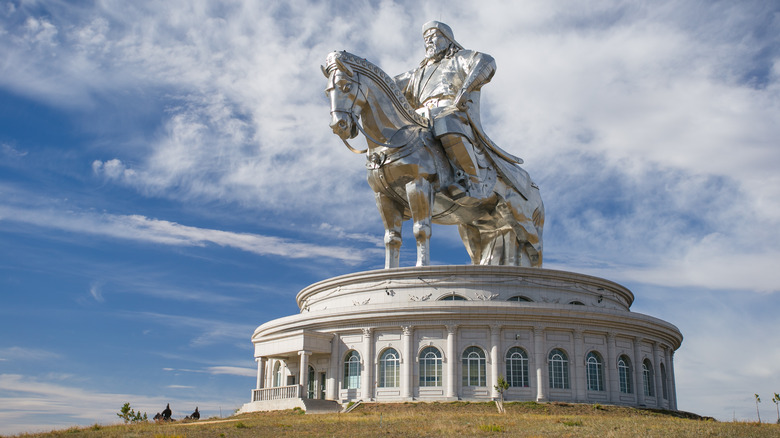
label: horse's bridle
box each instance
[327,69,409,153]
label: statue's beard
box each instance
[426,45,447,62]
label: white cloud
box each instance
[207,366,255,377]
[1,143,27,157]
[0,347,61,362]
[88,282,105,302]
[128,312,255,347]
[0,202,366,264]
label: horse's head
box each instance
[323,52,363,140]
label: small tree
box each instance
[772,393,779,424]
[494,375,510,414]
[117,402,148,424]
[754,394,761,424]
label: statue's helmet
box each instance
[422,21,464,50]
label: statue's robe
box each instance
[394,50,533,201]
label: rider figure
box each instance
[394,21,497,200]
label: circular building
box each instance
[240,265,681,412]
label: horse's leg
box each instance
[496,198,543,267]
[457,224,482,265]
[374,192,403,269]
[502,230,521,266]
[405,177,433,266]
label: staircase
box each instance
[301,398,343,414]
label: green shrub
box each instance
[479,423,505,432]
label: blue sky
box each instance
[1,0,779,433]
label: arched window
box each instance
[618,355,633,394]
[508,296,532,302]
[272,361,283,387]
[419,347,442,387]
[548,349,570,389]
[569,301,585,305]
[439,294,467,301]
[660,363,668,400]
[642,359,655,397]
[378,348,400,388]
[342,350,361,389]
[586,351,604,391]
[462,346,486,387]
[506,347,529,387]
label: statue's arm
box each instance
[455,51,496,109]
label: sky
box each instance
[0,0,779,434]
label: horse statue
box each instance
[323,51,544,269]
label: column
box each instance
[299,351,311,399]
[490,325,501,399]
[446,324,458,399]
[606,333,617,403]
[401,325,413,399]
[328,333,340,400]
[362,328,374,400]
[668,350,678,410]
[533,325,546,402]
[255,357,266,390]
[633,337,645,406]
[652,342,662,408]
[572,329,585,402]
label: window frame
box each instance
[378,348,400,388]
[462,346,487,387]
[642,359,655,397]
[419,346,443,387]
[342,350,361,389]
[548,348,570,389]
[586,351,604,391]
[505,347,529,387]
[618,355,633,394]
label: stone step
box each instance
[301,398,342,414]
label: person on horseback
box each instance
[394,21,522,201]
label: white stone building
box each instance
[239,266,681,412]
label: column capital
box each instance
[490,324,502,334]
[298,350,312,357]
[445,324,458,334]
[362,327,373,337]
[402,325,413,336]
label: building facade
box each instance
[240,266,681,412]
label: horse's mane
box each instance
[326,51,427,128]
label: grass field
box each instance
[7,401,779,437]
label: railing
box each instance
[252,384,301,402]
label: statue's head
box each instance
[422,21,463,59]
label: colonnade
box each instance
[253,324,677,410]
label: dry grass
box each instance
[7,401,779,438]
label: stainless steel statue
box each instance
[324,21,544,268]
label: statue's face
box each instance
[424,29,449,58]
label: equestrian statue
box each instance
[324,21,544,269]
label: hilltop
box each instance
[8,401,779,437]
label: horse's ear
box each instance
[321,64,329,78]
[335,57,354,77]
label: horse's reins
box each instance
[329,71,409,154]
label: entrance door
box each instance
[307,366,316,399]
[320,372,327,399]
